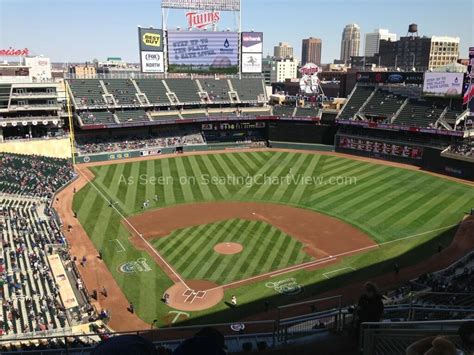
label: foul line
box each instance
[77,168,188,288]
[204,222,462,293]
[323,267,355,279]
[109,239,126,253]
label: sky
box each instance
[0,0,472,63]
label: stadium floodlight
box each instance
[161,0,240,11]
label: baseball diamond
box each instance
[71,150,474,325]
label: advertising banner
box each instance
[138,28,163,51]
[339,136,423,160]
[241,32,263,53]
[167,31,239,73]
[140,51,164,73]
[356,72,424,85]
[241,53,262,73]
[422,72,464,98]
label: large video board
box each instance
[167,31,239,73]
[423,72,464,98]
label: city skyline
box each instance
[0,0,472,63]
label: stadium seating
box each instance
[68,80,106,106]
[166,79,201,103]
[0,153,74,199]
[338,86,375,119]
[230,78,265,102]
[79,111,116,125]
[102,79,139,105]
[363,89,405,119]
[295,107,320,117]
[0,84,12,109]
[443,108,462,125]
[394,99,443,127]
[115,110,150,123]
[133,79,171,105]
[273,105,296,117]
[199,79,231,103]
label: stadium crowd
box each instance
[446,142,474,157]
[0,154,75,199]
[75,131,205,155]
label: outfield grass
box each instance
[151,219,312,284]
[73,151,474,325]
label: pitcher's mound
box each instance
[164,280,223,311]
[214,242,243,255]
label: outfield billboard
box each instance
[423,72,464,98]
[167,31,239,73]
[241,53,262,73]
[241,32,263,53]
[141,51,164,73]
[138,27,164,73]
[138,28,163,51]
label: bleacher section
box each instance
[273,105,295,117]
[230,78,265,102]
[394,99,443,127]
[338,86,374,119]
[166,79,201,103]
[0,84,12,109]
[68,80,105,106]
[363,89,405,119]
[134,79,170,105]
[102,79,138,105]
[180,111,207,119]
[0,198,69,335]
[79,111,116,125]
[115,110,150,123]
[200,79,230,103]
[295,107,320,117]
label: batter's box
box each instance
[182,289,194,297]
[195,291,206,299]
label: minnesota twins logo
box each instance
[265,278,302,295]
[119,258,152,273]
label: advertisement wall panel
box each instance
[241,32,263,53]
[422,72,464,98]
[167,31,239,73]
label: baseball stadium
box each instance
[0,0,473,354]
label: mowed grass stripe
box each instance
[283,155,327,204]
[318,166,403,210]
[154,225,199,255]
[187,155,218,201]
[232,152,259,175]
[337,169,424,215]
[124,162,141,209]
[212,154,244,182]
[267,152,309,202]
[169,222,226,272]
[136,161,150,208]
[307,162,385,205]
[209,221,264,282]
[116,163,132,204]
[172,220,236,272]
[159,158,176,206]
[260,229,290,273]
[196,155,229,198]
[245,152,294,198]
[145,159,157,202]
[222,223,273,283]
[174,157,195,202]
[349,173,434,221]
[163,223,213,264]
[202,221,257,281]
[394,187,472,232]
[207,154,241,196]
[371,180,455,237]
[167,158,185,205]
[184,220,243,279]
[417,190,473,229]
[223,153,250,177]
[239,227,280,278]
[275,236,301,270]
[237,152,259,170]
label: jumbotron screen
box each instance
[167,31,239,73]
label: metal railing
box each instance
[360,319,473,355]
